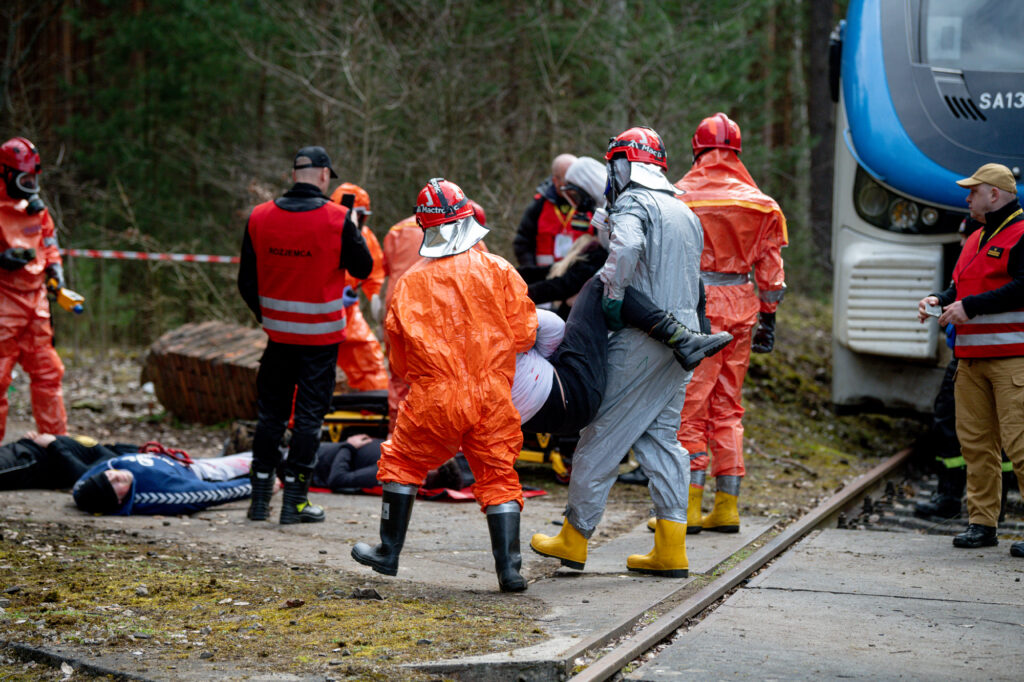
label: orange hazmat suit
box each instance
[381,216,487,425]
[335,224,388,391]
[377,247,537,510]
[0,198,67,440]
[675,148,787,477]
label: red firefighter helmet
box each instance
[692,112,742,156]
[605,127,667,170]
[330,182,371,213]
[415,178,472,229]
[0,137,41,174]
[467,199,487,227]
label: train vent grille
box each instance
[943,95,987,121]
[845,262,934,356]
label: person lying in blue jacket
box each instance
[72,447,255,516]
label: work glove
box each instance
[45,263,66,291]
[370,293,384,322]
[602,297,625,332]
[342,286,359,308]
[751,311,776,353]
[0,247,35,271]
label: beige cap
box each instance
[956,163,1017,194]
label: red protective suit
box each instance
[381,217,488,426]
[0,198,67,440]
[675,149,787,477]
[336,225,388,390]
[377,247,537,510]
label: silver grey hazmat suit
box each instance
[564,180,703,537]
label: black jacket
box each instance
[0,437,128,490]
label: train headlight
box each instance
[921,207,939,226]
[889,199,919,230]
[857,182,889,217]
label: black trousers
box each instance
[523,277,674,436]
[312,439,382,491]
[252,340,338,473]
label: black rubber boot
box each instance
[351,484,416,576]
[487,502,527,593]
[279,465,325,525]
[617,466,649,485]
[647,314,733,372]
[913,466,965,519]
[246,465,276,521]
[952,523,998,548]
[1011,541,1024,558]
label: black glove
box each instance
[46,263,66,291]
[751,312,776,353]
[0,247,35,271]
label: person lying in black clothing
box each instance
[311,434,471,492]
[0,432,131,491]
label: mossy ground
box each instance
[0,520,545,680]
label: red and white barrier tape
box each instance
[60,248,239,264]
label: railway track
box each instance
[566,447,915,682]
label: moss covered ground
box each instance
[0,519,545,680]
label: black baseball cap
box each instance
[293,146,338,178]
[73,471,121,514]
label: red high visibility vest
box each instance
[952,209,1024,358]
[248,200,348,345]
[534,198,590,266]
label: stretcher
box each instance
[322,390,576,482]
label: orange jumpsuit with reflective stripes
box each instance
[336,225,388,391]
[675,149,787,477]
[378,248,536,510]
[0,198,67,439]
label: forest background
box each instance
[1,0,844,347]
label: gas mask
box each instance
[561,183,596,216]
[4,169,44,215]
[605,157,632,207]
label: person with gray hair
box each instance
[519,156,610,318]
[514,153,590,268]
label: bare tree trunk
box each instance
[806,0,836,273]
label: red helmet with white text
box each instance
[415,178,473,229]
[605,127,667,170]
[0,137,41,174]
[691,112,742,156]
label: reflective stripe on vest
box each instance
[249,199,348,345]
[261,316,347,336]
[259,295,348,315]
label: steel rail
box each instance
[570,447,914,682]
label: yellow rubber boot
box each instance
[687,484,704,535]
[647,516,656,532]
[530,519,588,570]
[627,519,689,577]
[701,491,740,533]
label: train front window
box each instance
[922,0,1024,72]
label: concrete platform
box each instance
[627,529,1024,681]
[415,516,777,678]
